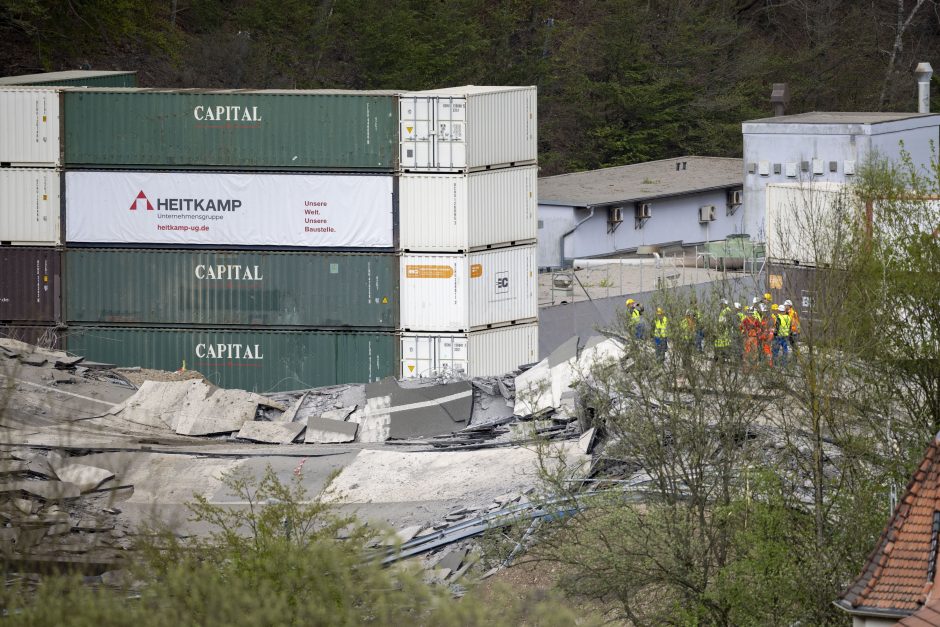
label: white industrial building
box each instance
[536,157,743,270]
[742,111,940,241]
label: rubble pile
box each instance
[0,448,134,578]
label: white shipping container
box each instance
[400,322,538,379]
[400,245,537,332]
[0,168,61,245]
[765,182,852,266]
[399,86,537,172]
[400,165,537,251]
[0,89,61,166]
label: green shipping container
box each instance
[65,249,398,328]
[66,326,397,392]
[63,89,398,170]
[0,70,137,88]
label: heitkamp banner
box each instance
[65,171,394,248]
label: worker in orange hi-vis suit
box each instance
[741,305,762,368]
[760,303,774,365]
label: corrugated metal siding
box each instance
[65,249,398,327]
[399,166,537,251]
[400,322,537,378]
[65,326,397,392]
[0,71,137,87]
[399,87,537,171]
[0,324,63,349]
[31,74,136,88]
[0,168,61,244]
[400,244,537,331]
[0,248,61,322]
[0,89,61,166]
[63,91,398,170]
[466,88,537,170]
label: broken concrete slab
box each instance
[54,355,84,369]
[0,480,81,500]
[109,379,286,436]
[497,377,514,401]
[20,355,47,367]
[305,418,358,444]
[236,421,306,444]
[320,406,356,422]
[51,370,78,384]
[515,335,626,416]
[436,547,468,572]
[0,461,30,475]
[277,392,308,423]
[579,427,597,454]
[393,525,423,544]
[353,379,473,441]
[53,463,115,493]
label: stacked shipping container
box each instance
[0,86,63,348]
[0,81,539,389]
[58,89,401,391]
[397,87,539,378]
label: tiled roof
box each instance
[898,597,940,626]
[537,156,742,207]
[836,434,940,617]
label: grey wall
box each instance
[742,120,940,241]
[561,189,742,262]
[537,274,763,358]
[536,204,577,269]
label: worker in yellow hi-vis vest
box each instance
[653,308,669,363]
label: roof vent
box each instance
[915,62,933,114]
[771,83,790,117]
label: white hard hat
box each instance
[752,296,760,305]
[720,298,728,305]
[734,302,741,309]
[784,299,792,307]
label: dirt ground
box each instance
[475,557,621,624]
[115,367,206,387]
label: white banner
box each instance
[65,171,393,248]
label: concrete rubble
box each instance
[514,334,625,416]
[305,418,359,444]
[107,379,286,436]
[235,421,306,444]
[0,334,612,588]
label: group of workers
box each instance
[624,292,801,367]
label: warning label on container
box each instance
[66,171,393,248]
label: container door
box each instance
[0,90,60,166]
[399,96,467,171]
[400,333,469,378]
[400,333,429,378]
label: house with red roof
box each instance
[836,434,940,626]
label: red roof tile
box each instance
[898,596,940,626]
[836,434,940,617]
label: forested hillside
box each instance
[2,0,938,174]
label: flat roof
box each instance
[0,70,135,85]
[538,156,742,207]
[745,111,938,125]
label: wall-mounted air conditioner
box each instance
[729,189,743,205]
[636,202,652,219]
[609,206,623,223]
[699,205,716,222]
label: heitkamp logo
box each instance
[128,190,242,213]
[129,191,154,211]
